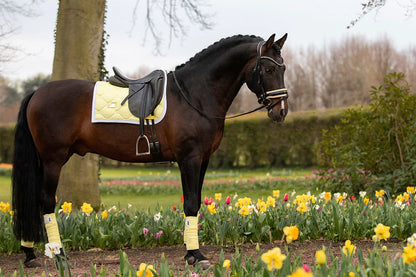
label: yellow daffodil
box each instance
[375,190,385,198]
[223,259,230,270]
[297,203,308,214]
[407,186,415,194]
[137,263,154,277]
[293,194,315,206]
[396,194,404,203]
[235,197,251,208]
[261,247,286,271]
[81,202,93,215]
[0,201,10,212]
[363,197,369,205]
[266,196,276,207]
[102,210,108,218]
[239,206,249,217]
[214,193,222,201]
[273,190,280,198]
[349,273,356,277]
[403,244,416,264]
[324,192,331,202]
[61,202,72,213]
[207,202,216,215]
[257,199,267,213]
[283,225,299,243]
[342,240,356,256]
[374,223,390,241]
[315,249,326,265]
[404,192,410,201]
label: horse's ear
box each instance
[265,34,276,49]
[276,33,288,48]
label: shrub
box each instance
[318,72,416,194]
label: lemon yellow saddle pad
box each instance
[91,71,167,125]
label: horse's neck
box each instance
[178,44,256,117]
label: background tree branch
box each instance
[131,0,213,54]
[348,0,416,28]
[0,0,38,72]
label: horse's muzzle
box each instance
[268,107,287,122]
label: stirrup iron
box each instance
[136,134,151,156]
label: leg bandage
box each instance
[44,213,62,248]
[184,216,199,250]
[21,240,34,248]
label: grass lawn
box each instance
[1,166,315,211]
[0,175,11,203]
[100,166,315,210]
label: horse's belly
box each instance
[77,122,175,163]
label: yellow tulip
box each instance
[315,249,326,265]
[136,263,154,277]
[342,240,356,256]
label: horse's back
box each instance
[30,79,94,109]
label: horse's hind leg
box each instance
[40,159,67,262]
[23,158,67,267]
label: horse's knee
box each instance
[184,199,200,216]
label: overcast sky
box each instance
[3,0,416,81]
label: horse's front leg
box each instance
[179,155,210,269]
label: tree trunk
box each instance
[52,0,106,209]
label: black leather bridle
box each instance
[172,40,288,120]
[252,41,288,118]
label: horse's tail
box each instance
[12,92,44,242]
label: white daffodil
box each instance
[44,242,61,258]
[154,212,162,221]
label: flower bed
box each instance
[1,188,416,275]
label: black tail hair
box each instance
[12,92,43,242]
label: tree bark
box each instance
[52,0,106,209]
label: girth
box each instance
[109,67,164,157]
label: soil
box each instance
[0,240,404,276]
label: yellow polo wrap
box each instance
[44,213,62,247]
[184,216,199,250]
[20,240,34,248]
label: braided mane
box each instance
[175,35,263,70]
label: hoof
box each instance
[185,254,196,265]
[24,258,41,268]
[198,260,211,270]
[184,249,210,270]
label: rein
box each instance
[172,71,269,120]
[172,40,288,120]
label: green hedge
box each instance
[209,109,344,168]
[0,109,344,167]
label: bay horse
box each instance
[12,34,289,269]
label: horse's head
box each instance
[245,34,288,122]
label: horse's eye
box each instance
[265,67,275,74]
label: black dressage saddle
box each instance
[109,67,165,156]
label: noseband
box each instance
[253,41,288,115]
